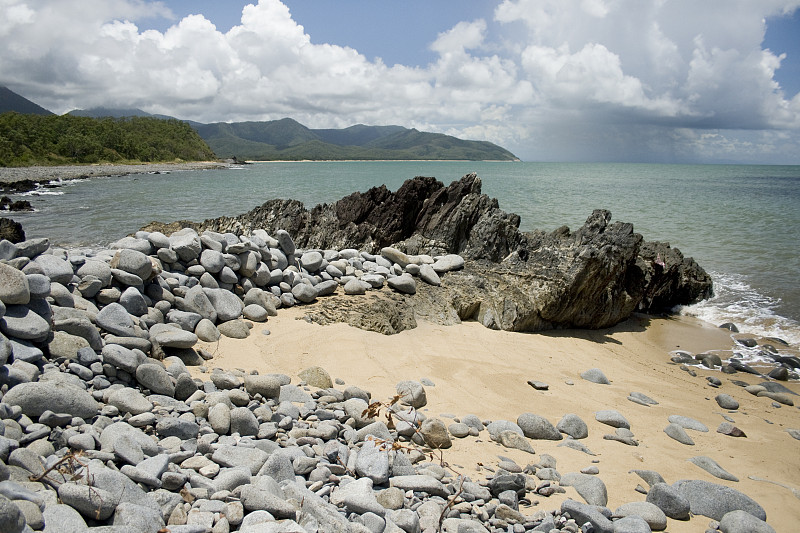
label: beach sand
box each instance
[191,307,800,532]
[0,161,227,185]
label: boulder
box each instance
[2,381,99,419]
[0,263,29,305]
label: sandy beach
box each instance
[0,161,227,185]
[192,308,800,532]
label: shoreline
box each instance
[194,308,800,532]
[0,161,228,186]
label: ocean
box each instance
[10,161,800,355]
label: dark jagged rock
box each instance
[0,217,25,243]
[146,173,713,332]
[195,173,522,262]
[0,196,33,212]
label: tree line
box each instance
[0,112,216,166]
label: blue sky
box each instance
[2,0,800,163]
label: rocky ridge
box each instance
[0,217,780,532]
[156,173,711,333]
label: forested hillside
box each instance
[0,113,216,166]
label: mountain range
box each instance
[0,86,519,161]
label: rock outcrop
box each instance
[149,173,711,332]
[0,217,25,243]
[189,173,521,262]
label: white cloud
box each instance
[0,0,799,162]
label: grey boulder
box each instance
[0,263,29,305]
[2,381,99,418]
[673,479,766,521]
[517,413,562,440]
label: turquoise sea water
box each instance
[11,161,800,349]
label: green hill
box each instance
[0,86,54,116]
[63,105,520,161]
[197,118,518,161]
[0,113,215,166]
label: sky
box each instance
[1,0,800,164]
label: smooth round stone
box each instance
[715,394,740,410]
[166,309,203,331]
[688,456,739,482]
[25,274,50,304]
[244,375,281,399]
[182,285,218,322]
[119,286,147,317]
[58,482,117,520]
[96,287,121,304]
[102,343,146,373]
[2,381,99,418]
[110,268,143,287]
[204,288,244,322]
[381,247,410,268]
[448,422,471,438]
[580,368,610,384]
[218,319,250,339]
[155,417,199,440]
[34,253,74,284]
[560,472,608,506]
[315,279,338,296]
[614,501,667,530]
[387,274,416,294]
[95,302,138,337]
[595,409,630,429]
[718,509,776,533]
[344,278,368,295]
[75,261,111,289]
[360,274,385,289]
[275,230,296,256]
[209,403,231,435]
[291,283,317,303]
[151,326,198,349]
[68,433,97,451]
[136,363,176,397]
[673,479,766,521]
[195,318,221,342]
[517,413,562,440]
[644,482,690,520]
[146,231,170,249]
[0,304,50,342]
[9,338,43,364]
[431,254,464,273]
[242,304,268,322]
[49,331,90,360]
[557,413,589,439]
[396,380,427,408]
[418,263,441,286]
[114,248,152,280]
[200,249,225,273]
[108,388,153,415]
[664,423,695,445]
[300,251,324,272]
